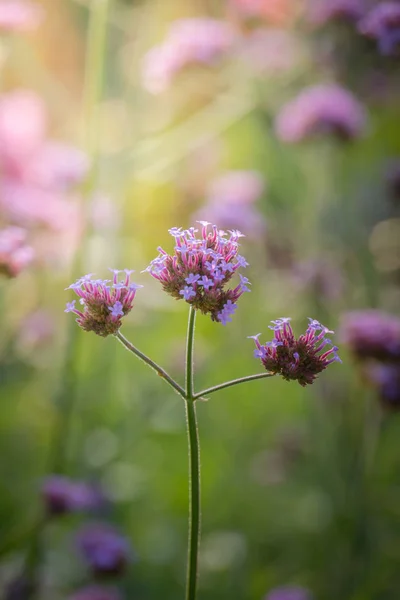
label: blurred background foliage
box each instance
[0,0,400,599]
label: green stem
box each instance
[185,398,201,600]
[115,330,185,398]
[185,306,196,399]
[185,307,200,600]
[193,372,274,400]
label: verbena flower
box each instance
[274,84,366,143]
[65,270,142,337]
[69,586,122,600]
[358,2,400,55]
[145,222,250,325]
[340,310,400,362]
[249,317,341,386]
[76,523,131,577]
[264,585,313,600]
[42,475,105,516]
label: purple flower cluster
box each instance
[65,270,142,337]
[250,317,341,386]
[340,310,400,409]
[358,2,400,56]
[42,475,105,516]
[77,523,131,577]
[195,171,267,239]
[275,84,366,143]
[145,222,251,325]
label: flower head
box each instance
[42,475,105,516]
[65,270,142,337]
[76,523,132,577]
[340,310,400,362]
[275,84,366,143]
[0,226,34,277]
[69,586,122,600]
[358,2,400,56]
[250,317,341,386]
[145,222,250,325]
[265,585,313,600]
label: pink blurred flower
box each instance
[274,84,367,143]
[307,0,365,26]
[142,19,235,94]
[0,1,43,32]
[195,170,267,238]
[207,170,265,206]
[358,2,400,55]
[0,226,34,277]
[0,89,89,232]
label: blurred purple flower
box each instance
[77,523,131,577]
[195,171,267,238]
[69,586,122,600]
[249,317,341,386]
[274,84,366,143]
[65,270,142,337]
[0,226,34,277]
[340,310,400,362]
[265,585,313,600]
[368,363,400,410]
[42,475,105,516]
[0,1,43,32]
[142,19,235,94]
[0,89,88,231]
[358,2,400,55]
[207,171,265,206]
[307,0,365,26]
[145,222,250,325]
